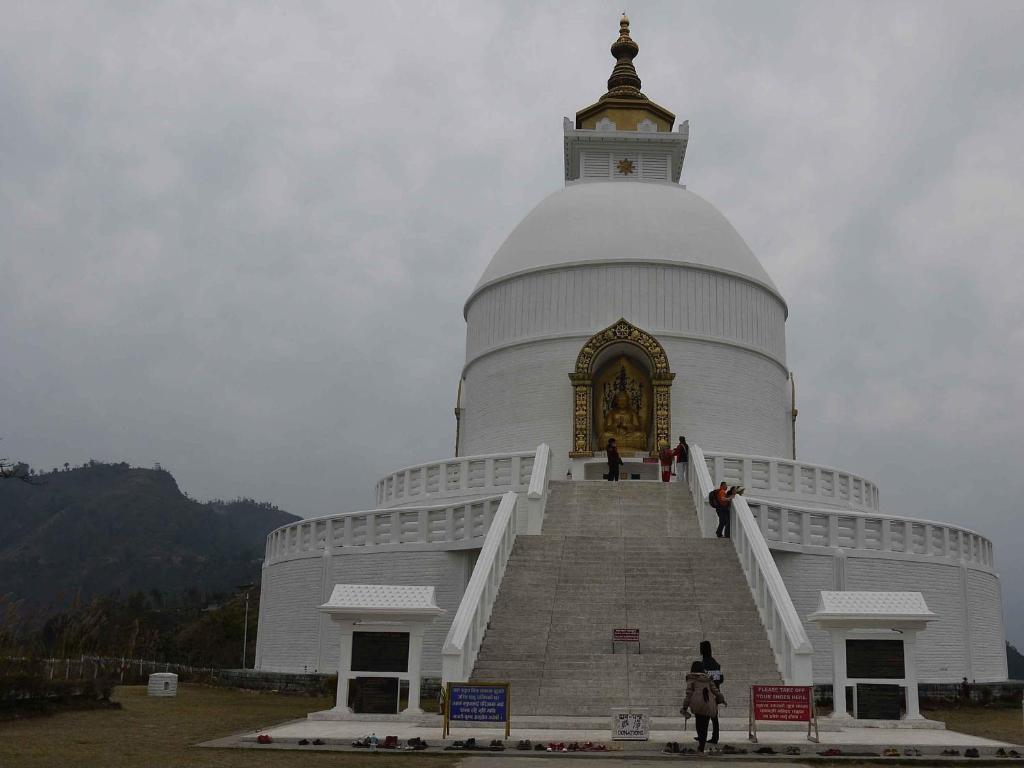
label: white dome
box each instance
[470,181,783,302]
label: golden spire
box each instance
[607,14,642,98]
[574,14,675,131]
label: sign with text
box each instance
[443,682,510,738]
[613,628,640,642]
[748,685,818,743]
[611,710,650,740]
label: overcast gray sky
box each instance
[2,1,1022,644]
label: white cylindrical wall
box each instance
[460,336,791,475]
[461,262,791,469]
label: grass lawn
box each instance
[0,684,460,768]
[924,707,1024,746]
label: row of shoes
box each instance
[533,741,609,752]
[996,748,1024,758]
[352,734,399,748]
[444,738,505,751]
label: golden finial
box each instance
[607,13,641,97]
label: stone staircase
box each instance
[470,480,781,716]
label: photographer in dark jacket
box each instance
[699,640,725,746]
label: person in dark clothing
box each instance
[672,436,689,483]
[699,640,724,745]
[712,482,735,537]
[606,438,623,481]
[681,660,725,753]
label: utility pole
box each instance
[237,583,255,669]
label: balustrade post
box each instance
[881,519,891,552]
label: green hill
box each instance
[0,462,296,619]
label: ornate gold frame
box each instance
[569,318,674,457]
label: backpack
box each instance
[688,678,716,717]
[708,490,718,508]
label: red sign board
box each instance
[751,685,812,722]
[613,628,640,642]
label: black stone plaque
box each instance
[846,639,904,679]
[348,676,399,714]
[351,631,409,673]
[856,683,902,720]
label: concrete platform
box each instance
[208,713,1018,756]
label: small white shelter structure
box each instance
[316,584,445,717]
[809,591,937,720]
[146,672,178,697]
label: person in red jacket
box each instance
[672,436,689,483]
[658,440,674,482]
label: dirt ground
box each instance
[0,684,459,768]
[923,707,1024,746]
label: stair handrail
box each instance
[441,491,520,684]
[690,444,813,685]
[441,443,553,682]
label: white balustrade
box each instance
[441,492,520,684]
[375,450,538,508]
[747,500,995,569]
[703,452,880,512]
[263,496,504,566]
[264,445,554,567]
[441,445,554,682]
[690,444,814,685]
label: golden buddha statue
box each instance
[600,390,648,451]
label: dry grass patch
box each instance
[0,684,459,768]
[924,707,1024,745]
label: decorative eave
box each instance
[563,118,689,183]
[575,95,676,131]
[808,591,937,629]
[318,584,446,621]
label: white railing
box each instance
[441,492,520,684]
[375,450,537,508]
[747,499,995,569]
[691,444,813,685]
[265,445,553,566]
[263,496,504,566]
[704,452,879,512]
[440,445,553,682]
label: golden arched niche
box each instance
[568,318,674,457]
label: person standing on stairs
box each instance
[673,436,689,483]
[699,640,725,747]
[712,482,735,537]
[606,438,623,481]
[658,440,675,482]
[681,660,726,753]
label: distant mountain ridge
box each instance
[0,462,297,617]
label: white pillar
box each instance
[904,632,922,720]
[830,629,850,718]
[333,620,354,713]
[402,626,426,714]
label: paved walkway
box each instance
[203,714,1018,756]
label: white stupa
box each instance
[255,16,1007,717]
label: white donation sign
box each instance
[611,709,650,740]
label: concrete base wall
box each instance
[256,549,476,676]
[773,550,1008,684]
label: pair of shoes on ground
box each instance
[517,739,532,750]
[404,737,428,751]
[256,734,273,744]
[784,746,801,755]
[942,749,961,756]
[820,747,844,756]
[966,748,981,758]
[904,747,923,756]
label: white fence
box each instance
[441,492,520,684]
[704,452,879,512]
[747,499,995,568]
[441,446,554,683]
[690,444,814,685]
[264,496,504,565]
[375,451,537,508]
[265,445,552,565]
